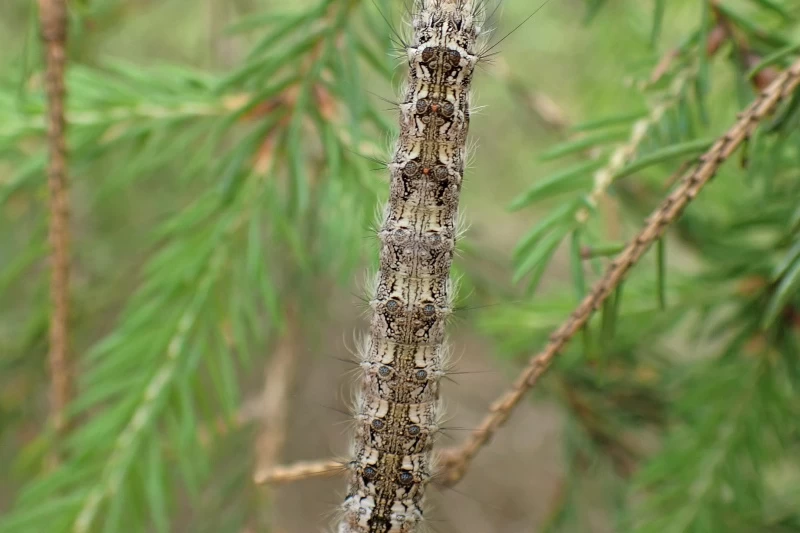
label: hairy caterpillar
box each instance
[337,1,488,531]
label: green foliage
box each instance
[1,0,390,530]
[485,0,800,530]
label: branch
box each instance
[439,57,800,485]
[248,307,302,528]
[73,251,228,533]
[253,459,345,485]
[253,309,299,476]
[38,0,72,438]
[583,3,773,227]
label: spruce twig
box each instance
[576,67,696,224]
[73,249,229,533]
[38,0,73,440]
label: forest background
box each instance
[1,0,800,532]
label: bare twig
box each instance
[38,0,72,437]
[251,308,301,529]
[254,310,299,476]
[254,458,345,485]
[249,57,800,489]
[439,58,800,485]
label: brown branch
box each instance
[254,310,300,477]
[253,458,345,485]
[250,307,302,529]
[39,0,73,438]
[438,57,800,486]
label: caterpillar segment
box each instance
[338,2,484,532]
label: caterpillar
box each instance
[337,1,487,531]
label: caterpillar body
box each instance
[338,1,485,532]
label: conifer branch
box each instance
[2,98,245,138]
[38,0,73,438]
[73,249,228,533]
[576,67,695,225]
[438,57,800,485]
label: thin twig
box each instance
[254,310,300,477]
[254,458,345,485]
[251,307,301,528]
[439,58,800,485]
[249,57,800,489]
[38,0,72,438]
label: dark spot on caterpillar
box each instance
[433,166,448,181]
[423,303,436,315]
[408,425,421,436]
[415,369,428,381]
[403,160,420,177]
[441,101,455,117]
[370,517,390,528]
[447,49,461,64]
[378,365,392,377]
[426,233,443,246]
[421,47,436,63]
[364,466,378,480]
[394,228,412,240]
[386,299,400,312]
[371,419,385,430]
[398,471,414,485]
[415,99,429,114]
